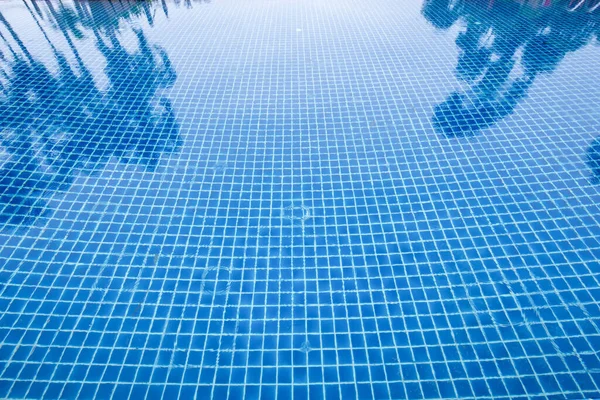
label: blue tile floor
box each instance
[0,0,600,398]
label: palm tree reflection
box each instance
[423,0,600,181]
[588,138,600,182]
[425,0,599,138]
[0,1,186,228]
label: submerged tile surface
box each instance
[1,0,600,398]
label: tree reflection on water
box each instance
[422,0,600,181]
[0,1,194,227]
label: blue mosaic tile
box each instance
[0,0,600,398]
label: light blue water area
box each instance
[0,0,600,398]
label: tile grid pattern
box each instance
[0,0,599,399]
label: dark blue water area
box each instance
[0,0,600,398]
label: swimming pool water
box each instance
[1,0,600,398]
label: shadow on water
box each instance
[0,1,200,228]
